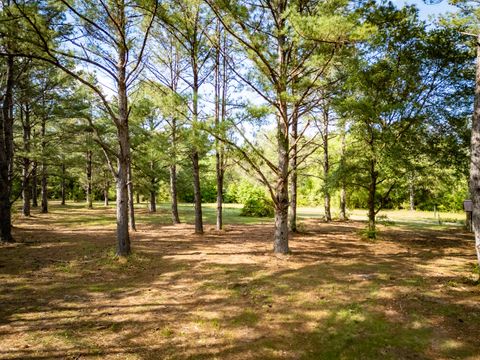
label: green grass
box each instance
[14,200,466,230]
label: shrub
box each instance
[240,189,274,217]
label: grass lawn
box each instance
[0,201,478,359]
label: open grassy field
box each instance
[0,202,478,359]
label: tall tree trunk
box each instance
[31,161,38,208]
[115,11,131,256]
[192,54,203,234]
[170,164,180,224]
[273,1,289,254]
[469,35,480,268]
[61,162,66,205]
[214,23,224,231]
[127,163,136,231]
[289,110,298,232]
[0,29,14,242]
[322,109,331,222]
[367,159,377,238]
[86,149,93,209]
[339,126,347,221]
[149,189,156,213]
[40,117,48,214]
[22,104,31,217]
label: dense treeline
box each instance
[0,0,477,257]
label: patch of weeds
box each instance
[359,227,377,240]
[54,261,74,273]
[193,317,221,331]
[231,309,260,327]
[401,276,426,287]
[377,214,395,226]
[158,326,174,337]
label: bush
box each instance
[240,189,274,217]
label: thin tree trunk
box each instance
[339,126,347,221]
[31,161,38,208]
[192,151,203,234]
[170,164,180,224]
[289,110,298,232]
[104,178,109,207]
[86,149,93,209]
[469,34,480,268]
[40,117,48,214]
[191,51,203,234]
[22,104,31,217]
[214,22,224,231]
[367,159,377,238]
[61,162,66,205]
[136,192,140,204]
[127,163,136,231]
[322,109,331,222]
[409,179,415,211]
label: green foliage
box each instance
[240,192,274,218]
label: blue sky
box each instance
[397,0,456,19]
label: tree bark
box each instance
[192,151,203,234]
[339,126,347,221]
[127,162,136,231]
[61,162,66,206]
[367,159,377,238]
[104,178,109,207]
[31,161,38,208]
[170,164,180,224]
[40,117,48,214]
[0,54,14,242]
[322,109,331,222]
[469,34,480,268]
[86,149,93,209]
[214,23,224,231]
[115,8,131,256]
[191,47,203,234]
[409,178,415,211]
[149,190,156,212]
[21,104,31,217]
[289,110,298,232]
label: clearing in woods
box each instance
[0,203,479,359]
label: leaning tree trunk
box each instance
[170,164,180,224]
[0,54,15,242]
[104,178,109,207]
[22,105,31,217]
[409,178,415,211]
[469,34,480,268]
[86,149,93,209]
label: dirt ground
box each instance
[1,208,479,359]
